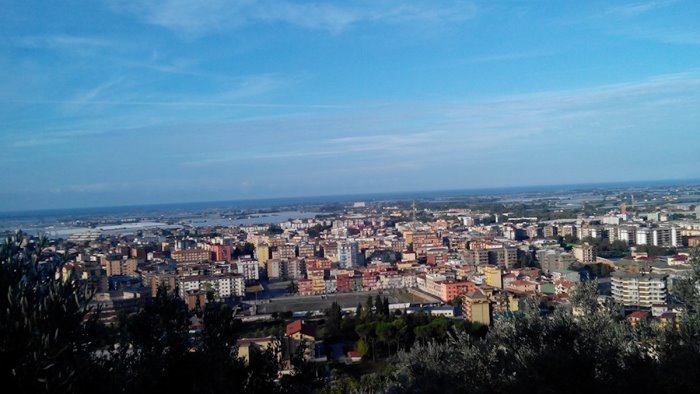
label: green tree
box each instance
[355,322,377,361]
[114,285,191,392]
[363,295,373,320]
[375,321,396,356]
[0,232,102,393]
[267,225,284,236]
[324,302,343,339]
[448,296,463,308]
[279,341,323,394]
[392,318,409,351]
[191,302,247,392]
[354,339,369,357]
[244,341,281,393]
[233,242,256,258]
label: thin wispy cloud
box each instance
[11,137,68,148]
[616,28,700,45]
[108,0,479,36]
[173,70,700,169]
[2,0,699,210]
[68,78,125,106]
[9,34,111,50]
[4,99,354,110]
[462,50,557,65]
[605,0,676,17]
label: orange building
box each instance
[440,280,477,303]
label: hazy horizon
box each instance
[1,177,698,215]
[2,1,699,211]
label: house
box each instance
[657,312,680,331]
[627,310,650,328]
[555,280,577,295]
[237,337,279,363]
[507,279,538,294]
[347,351,362,363]
[286,319,317,341]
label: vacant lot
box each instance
[255,290,402,314]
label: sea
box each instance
[1,178,698,237]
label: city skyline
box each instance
[2,1,700,211]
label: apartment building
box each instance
[178,273,245,298]
[171,248,211,264]
[611,271,668,308]
[102,257,139,277]
[573,243,596,263]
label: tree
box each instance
[267,225,284,236]
[354,339,369,357]
[375,295,383,316]
[192,302,246,392]
[233,242,256,258]
[363,295,373,320]
[324,302,342,339]
[355,322,377,361]
[244,341,281,393]
[115,284,191,392]
[673,247,700,310]
[448,296,463,308]
[392,319,409,351]
[375,321,396,356]
[0,232,101,393]
[517,250,539,268]
[355,303,363,318]
[288,280,298,294]
[307,225,323,239]
[569,280,601,316]
[279,341,323,394]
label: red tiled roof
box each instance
[286,320,302,336]
[628,311,650,319]
[286,319,317,338]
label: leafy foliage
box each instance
[5,230,700,394]
[0,233,100,393]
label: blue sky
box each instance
[1,0,699,211]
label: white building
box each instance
[337,241,359,269]
[611,271,667,308]
[236,258,260,282]
[635,228,650,245]
[178,273,245,298]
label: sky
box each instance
[1,0,699,211]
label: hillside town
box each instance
[14,188,693,371]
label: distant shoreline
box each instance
[1,177,699,218]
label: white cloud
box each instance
[107,0,478,36]
[617,28,700,45]
[174,69,700,168]
[605,0,676,17]
[10,35,111,50]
